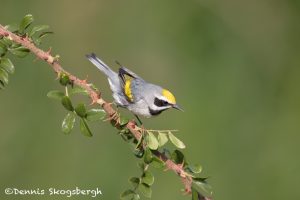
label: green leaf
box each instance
[187,164,202,174]
[9,46,30,58]
[62,112,76,134]
[158,132,168,147]
[142,171,154,186]
[19,14,34,33]
[29,25,49,37]
[137,162,146,172]
[168,132,186,149]
[143,148,153,164]
[80,118,93,137]
[0,37,13,47]
[138,183,152,198]
[129,177,140,188]
[0,68,9,85]
[69,87,89,96]
[47,90,64,100]
[120,189,135,200]
[0,58,14,74]
[61,96,74,111]
[59,73,70,86]
[75,103,87,118]
[192,187,199,200]
[133,149,144,158]
[192,178,213,197]
[171,150,185,164]
[0,80,5,89]
[86,109,106,121]
[5,24,19,32]
[146,131,159,150]
[132,194,140,200]
[0,43,7,55]
[135,135,143,149]
[38,31,53,40]
[150,157,165,169]
[119,116,129,126]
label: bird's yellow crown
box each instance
[162,89,176,104]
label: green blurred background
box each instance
[1,0,300,199]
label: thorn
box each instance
[81,76,88,84]
[178,162,184,169]
[46,47,52,55]
[89,99,97,105]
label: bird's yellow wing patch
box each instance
[162,89,176,104]
[124,79,134,102]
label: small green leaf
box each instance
[192,187,199,200]
[129,177,140,188]
[133,149,144,158]
[158,132,168,147]
[80,118,93,137]
[137,162,146,172]
[61,96,74,111]
[19,14,34,33]
[29,25,49,37]
[150,157,165,169]
[38,31,53,39]
[0,58,14,74]
[9,46,30,58]
[120,189,135,200]
[143,148,153,164]
[5,24,19,32]
[187,164,202,174]
[132,194,140,200]
[86,109,106,121]
[62,112,76,134]
[146,131,159,150]
[0,68,9,85]
[171,150,185,164]
[0,43,7,55]
[0,37,12,47]
[168,132,186,149]
[90,83,99,91]
[69,87,89,96]
[59,73,70,86]
[75,103,87,118]
[192,178,213,197]
[47,90,64,100]
[119,116,129,126]
[0,80,5,89]
[135,135,143,149]
[138,183,152,198]
[142,171,154,186]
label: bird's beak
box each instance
[172,104,184,112]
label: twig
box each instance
[0,24,193,194]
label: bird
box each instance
[86,53,183,124]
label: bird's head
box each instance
[148,88,183,116]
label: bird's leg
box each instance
[135,115,143,126]
[134,115,146,135]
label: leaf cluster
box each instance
[47,73,105,137]
[0,14,51,89]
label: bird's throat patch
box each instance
[124,79,133,102]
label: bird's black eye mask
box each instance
[154,97,170,107]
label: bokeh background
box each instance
[1,0,300,199]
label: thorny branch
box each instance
[0,24,194,194]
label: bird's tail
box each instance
[86,53,116,78]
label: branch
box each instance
[0,24,195,194]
